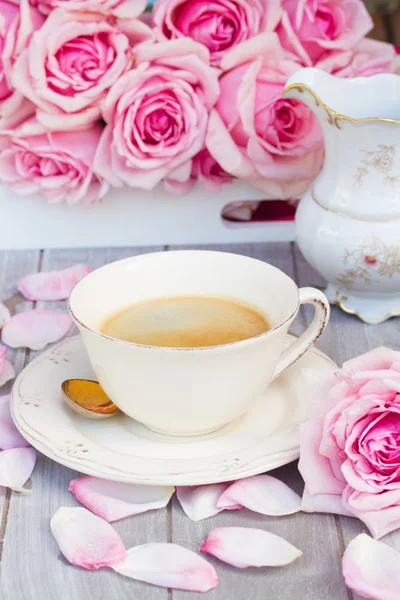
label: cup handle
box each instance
[272,287,330,380]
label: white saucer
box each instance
[11,335,336,486]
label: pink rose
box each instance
[299,347,400,539]
[0,120,108,204]
[30,0,146,18]
[94,39,220,190]
[11,10,148,130]
[275,0,373,66]
[206,33,324,200]
[317,38,395,77]
[0,0,44,132]
[152,0,277,67]
[193,148,233,192]
[164,148,233,195]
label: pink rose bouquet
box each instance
[0,120,108,203]
[0,0,397,206]
[94,39,219,190]
[299,347,400,539]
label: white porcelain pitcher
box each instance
[283,68,400,324]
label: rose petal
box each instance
[69,476,175,522]
[344,347,400,373]
[301,486,354,517]
[0,447,36,492]
[298,418,346,496]
[344,493,400,540]
[303,368,348,419]
[0,303,10,328]
[0,395,30,450]
[18,264,91,301]
[50,507,126,570]
[342,533,400,600]
[217,474,301,515]
[2,310,73,350]
[176,483,230,522]
[200,527,302,568]
[113,543,218,592]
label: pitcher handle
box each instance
[272,287,330,380]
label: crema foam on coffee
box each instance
[101,296,269,348]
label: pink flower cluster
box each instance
[0,0,396,204]
[300,348,400,540]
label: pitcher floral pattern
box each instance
[354,145,400,187]
[337,236,400,289]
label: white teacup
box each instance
[69,250,330,436]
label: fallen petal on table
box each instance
[113,543,219,592]
[0,447,36,492]
[217,474,301,515]
[2,310,73,350]
[200,527,302,568]
[0,394,30,449]
[343,533,400,600]
[18,264,91,301]
[177,482,231,521]
[69,475,175,522]
[50,507,126,570]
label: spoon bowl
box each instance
[62,379,120,419]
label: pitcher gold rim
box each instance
[283,83,400,125]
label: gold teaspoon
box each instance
[62,379,120,419]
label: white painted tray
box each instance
[0,182,295,249]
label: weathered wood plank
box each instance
[0,247,168,600]
[0,250,39,539]
[169,243,348,600]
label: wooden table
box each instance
[0,242,399,600]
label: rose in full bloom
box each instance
[94,39,220,190]
[275,0,373,66]
[30,0,146,18]
[206,33,323,199]
[0,0,44,132]
[165,148,233,194]
[152,0,277,67]
[317,38,395,77]
[0,120,108,204]
[299,347,400,539]
[11,9,150,129]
